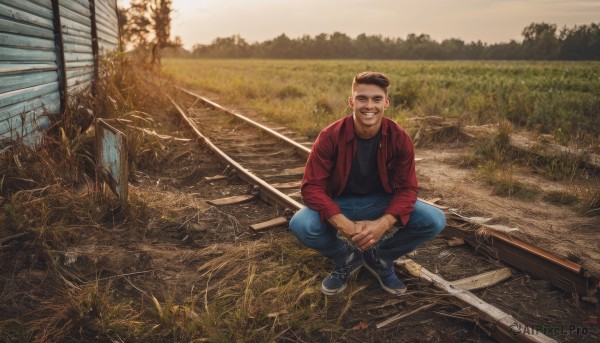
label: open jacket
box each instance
[300,115,418,226]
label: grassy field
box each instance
[162,59,600,143]
[163,58,599,213]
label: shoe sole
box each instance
[363,261,407,295]
[321,264,363,296]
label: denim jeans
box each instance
[289,193,446,262]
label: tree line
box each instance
[186,22,600,60]
[118,4,599,62]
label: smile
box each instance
[361,112,376,119]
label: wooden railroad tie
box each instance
[207,195,255,206]
[249,217,289,232]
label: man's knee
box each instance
[289,207,323,240]
[431,207,446,236]
[411,201,446,237]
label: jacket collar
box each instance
[344,114,389,143]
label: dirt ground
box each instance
[415,144,600,277]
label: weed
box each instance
[543,191,579,206]
[276,85,306,99]
[477,161,542,200]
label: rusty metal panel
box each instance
[95,0,118,53]
[95,118,128,206]
[0,0,58,146]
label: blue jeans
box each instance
[289,193,446,261]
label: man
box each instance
[289,71,446,295]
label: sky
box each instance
[119,0,600,50]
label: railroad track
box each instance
[167,87,598,342]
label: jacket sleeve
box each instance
[384,133,418,226]
[300,131,341,222]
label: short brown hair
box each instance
[352,71,390,94]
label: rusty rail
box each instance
[177,87,311,158]
[168,95,304,211]
[444,220,598,297]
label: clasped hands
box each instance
[328,214,397,251]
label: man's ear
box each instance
[348,96,355,107]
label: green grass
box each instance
[162,59,600,142]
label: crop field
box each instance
[163,59,600,144]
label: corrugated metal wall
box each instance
[95,0,119,53]
[61,0,95,95]
[0,0,119,147]
[0,0,59,146]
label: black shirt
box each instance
[342,130,384,195]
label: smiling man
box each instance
[289,71,446,295]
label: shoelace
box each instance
[331,254,358,279]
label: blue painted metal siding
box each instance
[95,0,119,52]
[0,0,58,146]
[60,0,94,95]
[0,0,118,147]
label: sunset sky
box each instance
[119,0,600,49]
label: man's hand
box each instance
[352,214,397,250]
[328,214,363,239]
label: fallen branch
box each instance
[0,232,28,245]
[376,303,436,329]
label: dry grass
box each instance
[0,52,188,342]
[0,52,365,342]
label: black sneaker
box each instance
[363,249,407,295]
[321,247,362,295]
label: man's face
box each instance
[349,83,390,134]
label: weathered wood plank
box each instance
[0,46,56,62]
[0,111,52,139]
[64,42,93,54]
[64,52,94,62]
[204,174,227,181]
[0,63,56,75]
[66,73,93,88]
[0,71,57,94]
[0,0,52,19]
[450,268,512,291]
[0,32,54,50]
[271,181,302,189]
[58,0,91,18]
[58,3,91,26]
[0,18,54,39]
[0,82,58,108]
[60,16,92,34]
[207,195,255,206]
[66,67,93,78]
[396,259,557,343]
[0,3,53,29]
[0,92,60,121]
[61,32,93,46]
[249,217,288,231]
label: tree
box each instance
[521,22,560,59]
[559,23,600,60]
[122,0,175,64]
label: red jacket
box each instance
[301,115,418,226]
